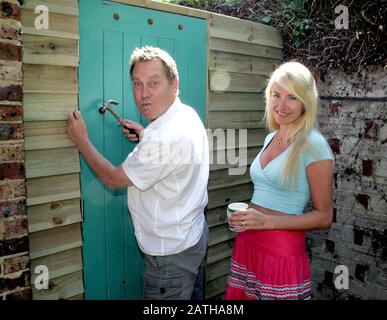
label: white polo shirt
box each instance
[122,97,209,256]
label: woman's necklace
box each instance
[275,135,291,146]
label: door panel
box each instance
[79,0,207,299]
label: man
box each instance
[68,46,209,300]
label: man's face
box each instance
[131,60,178,121]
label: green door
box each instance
[78,0,207,299]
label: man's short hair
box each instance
[130,46,179,83]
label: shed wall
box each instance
[11,0,282,300]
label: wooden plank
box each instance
[24,121,74,150]
[207,240,234,265]
[209,13,282,49]
[208,110,265,129]
[210,37,282,60]
[24,93,77,121]
[21,9,79,39]
[32,270,84,300]
[22,0,79,16]
[209,92,265,112]
[206,205,229,228]
[25,147,80,179]
[67,293,83,300]
[210,51,278,76]
[30,247,83,283]
[111,0,209,19]
[29,223,82,259]
[28,198,81,233]
[208,128,265,151]
[206,257,231,282]
[208,182,253,209]
[208,223,236,247]
[210,146,261,171]
[23,34,78,66]
[23,64,77,93]
[209,70,266,93]
[206,274,228,299]
[208,166,251,190]
[26,173,81,206]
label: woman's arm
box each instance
[230,159,334,232]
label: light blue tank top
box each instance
[250,129,334,215]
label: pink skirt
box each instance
[225,229,311,300]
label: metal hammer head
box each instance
[98,99,119,113]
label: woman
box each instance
[225,61,334,300]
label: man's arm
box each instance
[68,111,133,189]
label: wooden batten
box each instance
[210,37,282,60]
[209,50,279,76]
[28,198,82,233]
[29,223,82,259]
[23,35,78,66]
[23,64,78,93]
[26,173,81,206]
[209,13,282,49]
[22,0,79,16]
[24,121,74,150]
[32,270,84,300]
[30,247,83,283]
[25,147,80,179]
[24,93,77,121]
[21,9,79,39]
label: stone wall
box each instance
[307,66,387,299]
[0,0,31,300]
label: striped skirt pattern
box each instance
[225,229,312,300]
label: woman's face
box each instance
[271,83,304,127]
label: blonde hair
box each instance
[264,61,319,185]
[129,46,179,84]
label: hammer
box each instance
[98,99,139,139]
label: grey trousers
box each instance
[143,221,208,300]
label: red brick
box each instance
[0,104,23,121]
[362,159,373,176]
[0,162,24,179]
[0,21,22,41]
[2,216,28,239]
[329,101,341,117]
[0,142,24,161]
[0,42,21,61]
[328,138,341,154]
[0,122,23,139]
[4,287,32,300]
[0,60,22,81]
[0,2,21,20]
[2,255,30,275]
[0,199,26,218]
[364,120,378,139]
[0,180,26,201]
[0,271,30,294]
[0,236,29,257]
[0,85,22,101]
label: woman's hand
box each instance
[228,208,268,232]
[120,119,144,142]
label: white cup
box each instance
[227,202,248,231]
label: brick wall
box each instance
[307,66,387,299]
[0,0,31,300]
